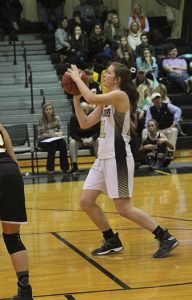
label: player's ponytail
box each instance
[112,62,139,114]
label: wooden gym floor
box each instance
[0,153,192,300]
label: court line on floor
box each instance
[52,232,130,290]
[26,206,192,223]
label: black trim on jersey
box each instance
[116,156,129,197]
[114,110,127,157]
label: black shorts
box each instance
[0,160,27,223]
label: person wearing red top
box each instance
[128,4,150,33]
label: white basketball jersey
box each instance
[98,105,132,159]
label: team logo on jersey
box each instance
[103,108,111,117]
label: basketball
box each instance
[62,70,88,95]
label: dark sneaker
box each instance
[71,162,78,173]
[153,230,179,258]
[12,284,33,300]
[92,233,123,256]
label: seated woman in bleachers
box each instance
[140,119,174,170]
[103,9,117,32]
[153,83,170,103]
[54,17,71,58]
[68,10,85,35]
[127,21,141,51]
[136,48,159,87]
[128,4,150,33]
[115,35,135,68]
[69,25,89,68]
[104,13,125,51]
[37,103,69,175]
[88,23,112,66]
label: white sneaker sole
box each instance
[92,246,124,256]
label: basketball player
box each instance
[67,63,179,258]
[0,124,33,299]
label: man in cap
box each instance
[142,92,182,155]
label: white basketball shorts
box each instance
[83,156,134,198]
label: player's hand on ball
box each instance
[67,65,81,82]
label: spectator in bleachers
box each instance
[140,119,174,169]
[128,4,150,33]
[154,83,187,136]
[162,46,192,93]
[88,23,112,65]
[37,103,69,175]
[73,0,96,34]
[142,92,182,155]
[84,68,101,94]
[154,83,170,103]
[103,9,117,32]
[136,48,159,86]
[104,13,125,50]
[69,101,100,173]
[127,21,141,51]
[133,68,156,92]
[136,83,152,136]
[68,10,85,35]
[0,0,23,40]
[135,32,155,58]
[54,17,71,58]
[87,0,107,25]
[156,0,181,39]
[37,0,64,32]
[69,25,88,68]
[116,36,134,68]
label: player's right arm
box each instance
[73,95,103,129]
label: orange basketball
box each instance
[62,70,88,95]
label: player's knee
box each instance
[80,196,93,211]
[3,232,26,255]
[116,203,132,218]
[79,196,87,210]
[117,207,128,218]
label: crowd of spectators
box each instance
[1,0,190,172]
[46,0,192,170]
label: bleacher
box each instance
[0,28,192,174]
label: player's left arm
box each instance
[73,96,103,129]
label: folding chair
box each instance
[33,123,47,174]
[5,124,34,175]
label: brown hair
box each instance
[41,103,56,125]
[147,119,158,129]
[111,62,139,113]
